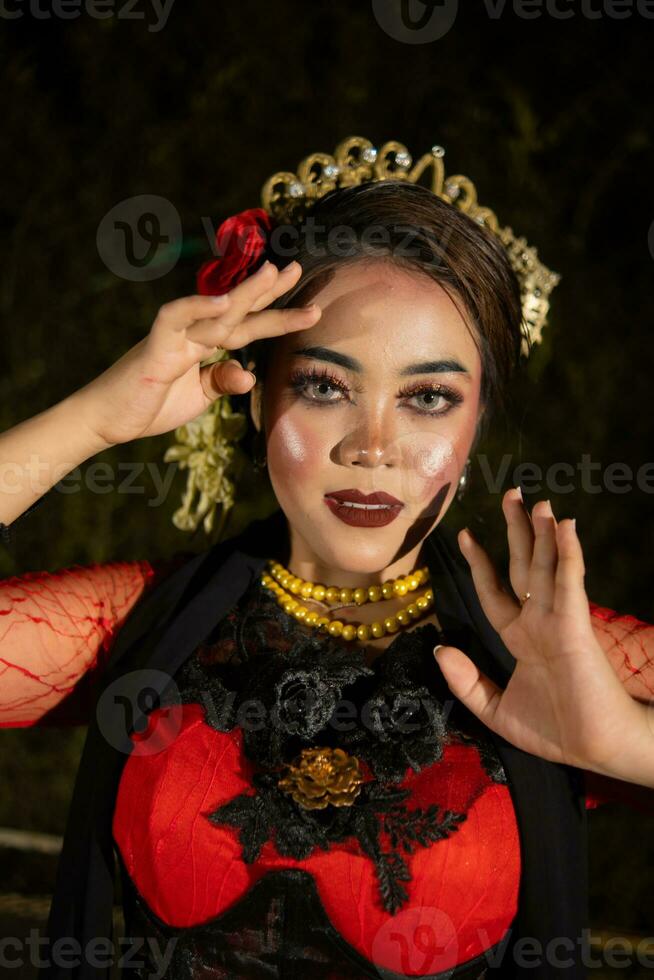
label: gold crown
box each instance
[261,135,560,355]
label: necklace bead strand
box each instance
[267,560,430,608]
[261,569,434,643]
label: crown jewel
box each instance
[260,135,560,355]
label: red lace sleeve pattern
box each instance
[584,601,654,811]
[589,600,654,702]
[0,558,173,728]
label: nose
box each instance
[337,422,401,468]
[351,448,392,467]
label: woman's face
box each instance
[251,259,483,578]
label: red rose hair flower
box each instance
[196,207,275,296]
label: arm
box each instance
[0,390,112,527]
[0,275,308,723]
[589,601,654,704]
[583,601,654,796]
[0,556,183,728]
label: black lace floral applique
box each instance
[174,633,376,770]
[205,770,467,915]
[172,579,454,781]
[457,730,508,784]
[169,576,508,914]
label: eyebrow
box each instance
[288,345,471,378]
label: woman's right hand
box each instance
[74,260,321,448]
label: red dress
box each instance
[1,560,653,979]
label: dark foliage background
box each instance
[0,0,652,954]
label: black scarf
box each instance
[41,511,589,979]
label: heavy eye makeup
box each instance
[288,366,464,418]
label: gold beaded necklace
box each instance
[261,559,434,643]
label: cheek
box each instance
[266,412,325,482]
[395,414,478,507]
[395,435,460,507]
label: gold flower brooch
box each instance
[277,746,364,810]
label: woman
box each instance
[1,139,653,979]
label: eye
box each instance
[398,383,464,417]
[289,367,350,406]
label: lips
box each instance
[323,489,404,528]
[324,489,404,507]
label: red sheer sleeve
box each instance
[589,600,654,703]
[0,556,181,728]
[584,601,654,810]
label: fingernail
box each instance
[458,528,472,556]
[571,517,577,530]
[433,644,443,656]
[210,293,229,304]
[514,485,523,500]
[247,371,256,383]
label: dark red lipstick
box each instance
[323,489,404,528]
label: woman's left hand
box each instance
[433,490,654,785]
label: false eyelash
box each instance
[288,367,464,416]
[289,367,350,397]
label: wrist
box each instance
[590,699,654,789]
[58,388,116,457]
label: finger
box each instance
[458,528,520,633]
[434,645,503,730]
[527,499,558,611]
[153,294,232,335]
[553,518,590,621]
[248,260,303,313]
[186,303,322,351]
[208,260,288,335]
[502,487,535,600]
[198,358,255,401]
[154,263,301,338]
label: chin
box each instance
[308,524,409,574]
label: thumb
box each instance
[433,645,502,728]
[199,358,256,401]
